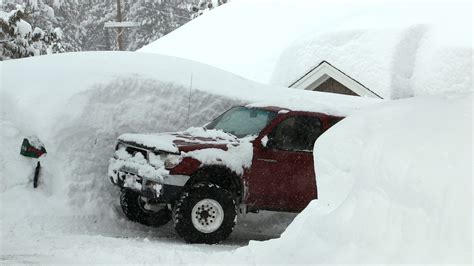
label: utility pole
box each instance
[116,0,124,51]
[104,1,140,51]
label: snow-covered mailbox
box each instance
[20,136,47,188]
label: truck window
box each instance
[206,107,277,138]
[268,116,323,152]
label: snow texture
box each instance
[140,0,473,99]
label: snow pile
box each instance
[1,52,247,224]
[140,0,472,99]
[233,93,472,263]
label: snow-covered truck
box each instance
[108,105,342,244]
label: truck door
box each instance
[247,115,323,212]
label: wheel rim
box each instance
[191,199,224,234]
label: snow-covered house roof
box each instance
[139,0,473,99]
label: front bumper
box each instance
[108,159,189,202]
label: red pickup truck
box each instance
[108,105,342,244]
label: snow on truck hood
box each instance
[118,127,240,154]
[116,127,254,175]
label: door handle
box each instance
[257,158,278,163]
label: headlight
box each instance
[164,154,183,169]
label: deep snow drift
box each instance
[140,0,472,99]
[232,93,472,264]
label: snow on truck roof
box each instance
[139,0,473,99]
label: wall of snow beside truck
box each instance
[233,93,472,263]
[42,78,243,216]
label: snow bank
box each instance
[140,0,472,99]
[233,93,472,263]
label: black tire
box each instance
[173,183,236,244]
[120,189,172,227]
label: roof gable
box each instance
[289,61,383,99]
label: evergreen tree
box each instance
[1,0,198,54]
[0,4,67,60]
[190,0,228,19]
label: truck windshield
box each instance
[206,107,277,138]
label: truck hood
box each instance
[118,127,240,153]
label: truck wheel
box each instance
[120,189,171,227]
[173,183,236,244]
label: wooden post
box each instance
[33,161,41,188]
[116,0,124,51]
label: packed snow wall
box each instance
[1,77,241,220]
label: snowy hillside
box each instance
[139,0,473,99]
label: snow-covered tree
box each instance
[0,4,67,60]
[1,0,194,53]
[190,0,228,19]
